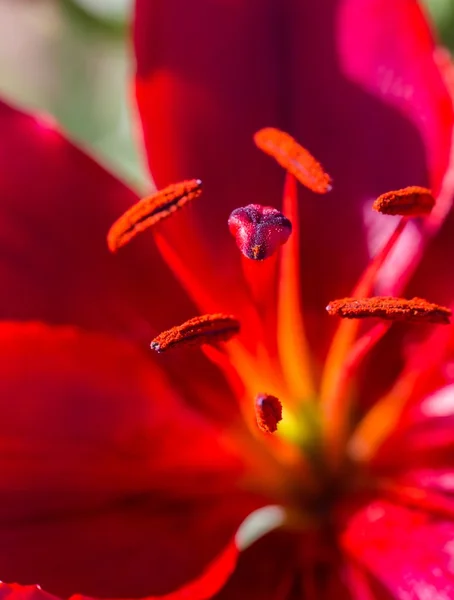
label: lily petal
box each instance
[342,500,454,599]
[215,530,298,600]
[0,99,196,340]
[0,322,258,598]
[0,98,241,422]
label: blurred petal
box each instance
[0,322,258,598]
[350,317,454,464]
[134,0,454,356]
[215,530,298,600]
[342,500,454,599]
[337,0,453,196]
[0,584,61,600]
[149,539,238,600]
[0,98,196,339]
[2,540,237,600]
[0,98,241,422]
[345,561,395,600]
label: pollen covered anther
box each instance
[228,204,292,260]
[107,179,202,252]
[326,297,451,325]
[150,314,240,353]
[255,393,283,434]
[373,186,435,216]
[254,127,332,194]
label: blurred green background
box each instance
[0,0,452,194]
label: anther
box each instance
[326,297,451,324]
[255,394,283,434]
[373,186,435,216]
[107,179,202,252]
[150,314,240,353]
[254,127,332,194]
[228,204,292,260]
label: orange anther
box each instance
[326,297,451,325]
[107,179,202,252]
[150,314,240,353]
[373,186,435,217]
[254,127,332,194]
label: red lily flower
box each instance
[2,1,454,600]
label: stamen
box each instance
[320,186,438,471]
[326,296,451,324]
[255,393,283,434]
[373,186,435,216]
[150,314,240,353]
[254,127,332,194]
[320,211,411,468]
[228,204,292,260]
[107,179,202,252]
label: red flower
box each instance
[2,1,454,599]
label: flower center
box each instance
[108,128,452,543]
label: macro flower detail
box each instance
[109,117,454,597]
[2,1,454,600]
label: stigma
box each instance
[228,204,292,260]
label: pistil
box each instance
[228,204,292,260]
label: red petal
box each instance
[0,99,196,339]
[0,322,258,598]
[342,500,454,598]
[0,541,238,600]
[215,530,298,600]
[0,584,61,600]
[153,539,238,600]
[337,0,453,196]
[0,98,240,423]
[70,540,238,600]
[345,562,397,600]
[133,0,454,358]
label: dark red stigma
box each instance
[228,204,292,260]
